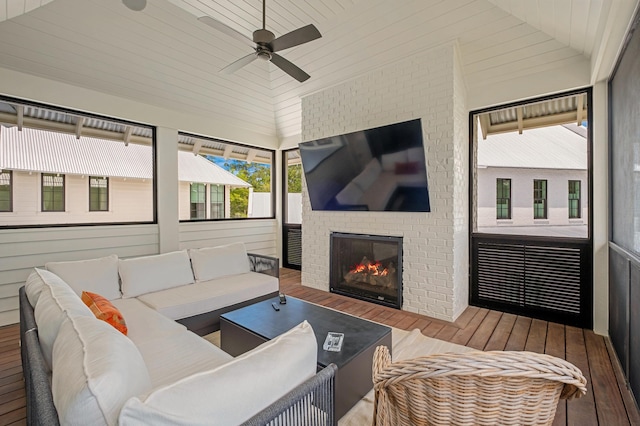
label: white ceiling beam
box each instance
[123,126,132,146]
[575,94,585,125]
[0,111,151,146]
[516,107,523,135]
[486,111,583,136]
[223,145,234,159]
[75,117,84,139]
[246,149,257,164]
[192,140,203,156]
[16,105,24,131]
[478,114,490,140]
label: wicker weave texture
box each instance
[372,346,587,426]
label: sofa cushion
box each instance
[110,298,187,344]
[32,269,93,368]
[52,313,152,426]
[188,242,250,282]
[110,298,232,388]
[119,321,317,426]
[136,271,278,320]
[81,291,128,335]
[119,250,194,298]
[46,254,121,301]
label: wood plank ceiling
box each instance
[0,0,635,146]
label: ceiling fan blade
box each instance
[220,53,258,74]
[198,16,253,45]
[269,24,321,52]
[270,53,310,82]
[122,0,146,11]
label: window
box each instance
[0,98,155,227]
[496,178,511,219]
[568,180,581,218]
[89,177,109,211]
[210,185,224,219]
[177,133,275,221]
[42,174,65,212]
[0,171,12,212]
[190,183,206,219]
[533,179,547,219]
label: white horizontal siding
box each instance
[179,219,277,258]
[0,224,159,326]
[0,172,153,226]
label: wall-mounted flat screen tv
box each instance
[299,118,430,212]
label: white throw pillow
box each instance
[53,313,152,426]
[33,269,93,368]
[381,150,409,171]
[335,181,364,205]
[46,254,121,300]
[119,251,194,298]
[352,158,382,191]
[119,321,318,426]
[188,243,251,282]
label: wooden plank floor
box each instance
[279,268,640,426]
[1,268,638,425]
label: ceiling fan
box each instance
[198,0,322,82]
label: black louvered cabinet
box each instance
[471,234,592,328]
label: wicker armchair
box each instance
[372,345,587,426]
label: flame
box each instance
[350,260,389,276]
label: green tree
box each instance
[223,159,271,218]
[287,163,302,193]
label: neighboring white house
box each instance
[0,126,250,226]
[477,124,588,237]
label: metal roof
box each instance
[477,124,587,170]
[0,126,251,187]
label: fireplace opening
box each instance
[330,232,402,309]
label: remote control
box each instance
[279,293,287,304]
[272,302,280,311]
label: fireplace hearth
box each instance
[330,232,402,309]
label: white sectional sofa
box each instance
[19,243,337,425]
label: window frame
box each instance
[568,180,581,219]
[41,173,65,212]
[210,184,224,219]
[89,176,109,212]
[190,182,207,220]
[496,178,511,220]
[533,179,548,219]
[0,170,12,212]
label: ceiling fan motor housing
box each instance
[253,29,275,45]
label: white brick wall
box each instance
[301,42,468,322]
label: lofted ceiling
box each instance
[0,0,637,147]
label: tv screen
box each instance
[299,118,430,212]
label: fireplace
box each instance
[330,232,402,309]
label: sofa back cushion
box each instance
[188,242,250,282]
[119,321,318,426]
[119,250,194,298]
[46,254,121,300]
[32,268,93,368]
[52,313,152,426]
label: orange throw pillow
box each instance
[81,291,128,335]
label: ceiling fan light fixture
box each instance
[257,50,272,61]
[122,0,146,12]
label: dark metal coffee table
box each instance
[220,296,392,420]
